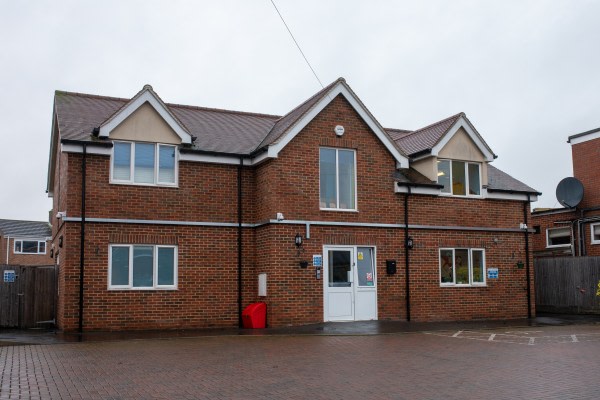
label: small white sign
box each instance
[313,254,322,267]
[487,268,499,279]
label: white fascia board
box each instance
[61,143,112,155]
[267,83,409,168]
[98,90,192,144]
[395,185,441,196]
[569,130,600,145]
[179,152,252,166]
[485,190,538,202]
[431,117,495,162]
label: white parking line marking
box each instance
[571,335,578,343]
[528,338,535,345]
[452,331,462,338]
[488,334,496,341]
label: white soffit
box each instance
[98,88,192,144]
[431,116,495,162]
[267,82,409,168]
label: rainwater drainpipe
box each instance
[524,194,532,319]
[6,236,9,264]
[78,144,87,333]
[404,186,412,322]
[237,157,243,328]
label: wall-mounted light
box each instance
[295,233,303,247]
[406,236,414,250]
[50,248,54,258]
[59,236,63,248]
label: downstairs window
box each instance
[109,245,177,289]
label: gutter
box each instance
[487,188,542,196]
[61,138,113,148]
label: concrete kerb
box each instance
[1,313,599,346]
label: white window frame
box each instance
[591,223,600,245]
[110,141,178,187]
[14,239,46,255]
[439,248,486,287]
[319,147,358,211]
[437,159,482,197]
[546,227,572,248]
[108,244,178,290]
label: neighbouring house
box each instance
[532,127,600,257]
[47,78,540,332]
[0,219,52,266]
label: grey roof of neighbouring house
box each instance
[0,219,52,238]
[52,79,537,194]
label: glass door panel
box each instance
[328,250,351,287]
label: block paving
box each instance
[1,324,599,399]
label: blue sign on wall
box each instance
[3,270,16,283]
[487,268,499,279]
[313,255,322,267]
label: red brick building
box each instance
[532,127,600,257]
[0,219,52,266]
[47,78,539,331]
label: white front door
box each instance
[323,246,377,322]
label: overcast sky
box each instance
[1,0,599,222]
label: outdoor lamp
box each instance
[295,233,303,247]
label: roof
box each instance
[487,165,540,195]
[54,91,280,155]
[0,219,52,238]
[394,113,463,156]
[255,78,343,151]
[393,168,441,187]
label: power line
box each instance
[270,0,324,89]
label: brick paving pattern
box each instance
[1,325,599,399]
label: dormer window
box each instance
[112,141,177,186]
[437,159,480,196]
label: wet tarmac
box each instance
[1,312,599,346]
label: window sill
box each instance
[440,284,487,288]
[545,244,572,249]
[110,180,179,189]
[320,208,359,212]
[107,287,178,291]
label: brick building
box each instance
[47,78,539,331]
[532,127,600,257]
[0,219,52,266]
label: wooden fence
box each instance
[534,256,600,314]
[0,265,56,328]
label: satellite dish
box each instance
[556,177,584,208]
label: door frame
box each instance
[322,245,378,322]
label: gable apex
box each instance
[262,78,409,168]
[98,85,192,144]
[430,114,496,162]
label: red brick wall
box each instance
[572,137,600,209]
[52,94,535,331]
[531,209,600,257]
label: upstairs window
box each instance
[546,227,571,248]
[437,160,481,196]
[14,240,46,254]
[320,148,356,210]
[112,142,177,186]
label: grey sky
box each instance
[1,0,599,221]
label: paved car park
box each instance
[1,322,599,399]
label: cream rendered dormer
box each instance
[402,113,495,197]
[98,85,192,187]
